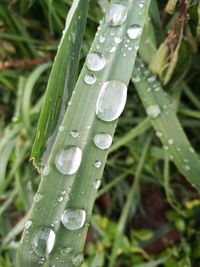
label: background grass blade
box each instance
[108,134,152,267]
[17,0,151,266]
[132,60,200,191]
[31,0,90,168]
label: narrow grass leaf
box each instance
[132,60,200,191]
[31,0,89,168]
[17,1,151,266]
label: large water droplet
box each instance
[127,24,142,39]
[93,133,112,150]
[84,73,96,85]
[55,146,82,175]
[146,105,161,118]
[86,52,106,71]
[61,209,86,230]
[105,4,128,26]
[96,80,127,122]
[32,228,55,257]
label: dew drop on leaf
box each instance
[96,80,127,122]
[146,105,161,118]
[127,24,142,39]
[105,4,128,26]
[86,52,106,71]
[94,179,101,190]
[70,130,79,138]
[61,209,86,230]
[55,146,82,175]
[24,220,32,230]
[93,133,112,150]
[94,160,102,168]
[84,73,96,85]
[32,228,55,257]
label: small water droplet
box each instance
[96,80,127,122]
[61,209,86,230]
[94,179,101,190]
[70,130,79,138]
[132,75,141,83]
[60,247,73,256]
[42,164,51,176]
[25,220,32,230]
[94,160,102,168]
[86,52,106,71]
[93,133,112,150]
[84,73,96,85]
[156,131,163,138]
[71,253,84,266]
[139,3,144,8]
[34,193,42,203]
[114,36,122,44]
[105,4,128,26]
[108,46,116,53]
[99,35,105,43]
[58,196,64,202]
[127,24,142,40]
[59,125,65,132]
[168,139,174,145]
[55,146,82,175]
[185,165,190,171]
[146,105,161,118]
[32,228,55,257]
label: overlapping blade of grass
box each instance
[31,0,89,168]
[108,134,152,267]
[132,60,200,191]
[17,0,151,266]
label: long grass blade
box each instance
[17,0,151,266]
[132,60,200,191]
[31,0,89,168]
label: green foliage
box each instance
[1,0,200,267]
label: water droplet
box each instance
[55,146,82,175]
[32,228,55,257]
[108,46,116,53]
[86,52,106,71]
[71,253,84,266]
[139,3,144,8]
[25,220,32,230]
[127,24,142,39]
[146,105,161,118]
[114,36,122,44]
[42,164,50,176]
[58,196,64,202]
[34,193,42,203]
[61,209,86,230]
[94,160,102,168]
[189,147,194,153]
[96,80,127,122]
[94,179,101,190]
[59,125,65,132]
[105,4,128,26]
[156,131,163,138]
[185,165,190,171]
[168,139,174,145]
[84,73,96,85]
[132,75,141,83]
[70,130,79,138]
[60,247,73,256]
[93,133,112,150]
[99,35,105,43]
